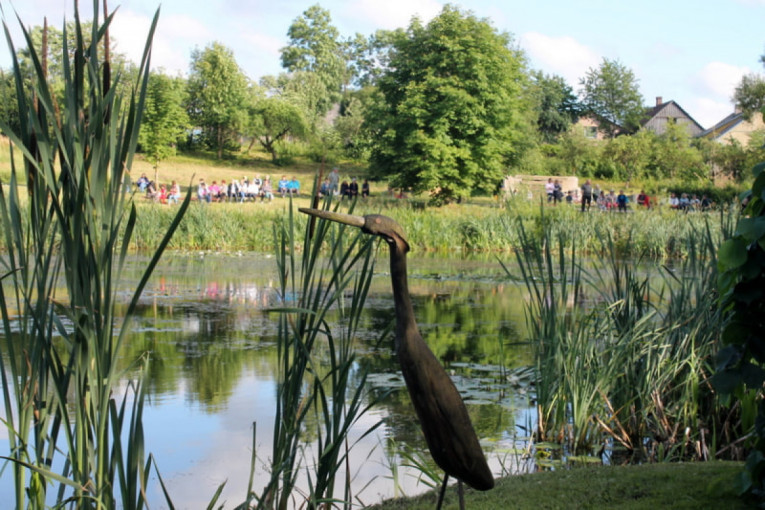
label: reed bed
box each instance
[505,209,748,463]
[124,197,726,258]
[0,4,190,508]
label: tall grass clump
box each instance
[241,198,383,509]
[505,209,746,463]
[0,3,188,508]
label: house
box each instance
[700,110,764,145]
[641,97,704,136]
[573,114,624,140]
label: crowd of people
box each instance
[135,173,302,204]
[135,168,372,204]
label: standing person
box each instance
[328,167,340,195]
[361,179,370,198]
[349,177,359,198]
[545,178,554,203]
[553,179,562,205]
[581,179,593,212]
[617,190,628,212]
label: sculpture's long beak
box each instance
[299,208,365,229]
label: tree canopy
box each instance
[139,72,189,177]
[368,5,530,204]
[280,4,347,115]
[531,71,582,143]
[186,42,249,159]
[579,58,644,137]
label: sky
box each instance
[1,0,764,129]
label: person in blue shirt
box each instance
[617,190,628,212]
[278,175,289,198]
[288,177,300,196]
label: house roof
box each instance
[700,112,743,139]
[641,99,705,134]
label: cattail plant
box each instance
[0,1,189,508]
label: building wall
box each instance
[643,102,703,137]
[719,112,764,145]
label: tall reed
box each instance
[248,198,384,509]
[0,3,188,508]
[506,208,742,462]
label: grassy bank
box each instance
[128,196,729,258]
[372,462,747,509]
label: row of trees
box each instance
[2,5,764,203]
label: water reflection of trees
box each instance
[112,259,532,444]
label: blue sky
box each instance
[2,0,764,128]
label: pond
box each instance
[1,251,537,508]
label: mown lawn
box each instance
[370,462,749,509]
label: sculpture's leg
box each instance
[436,474,449,510]
[458,480,465,510]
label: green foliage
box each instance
[0,2,189,507]
[716,158,765,500]
[139,71,189,174]
[368,5,532,205]
[579,58,645,136]
[529,71,583,143]
[186,41,249,158]
[251,201,383,509]
[733,73,765,121]
[508,211,736,462]
[281,4,347,116]
[249,96,308,162]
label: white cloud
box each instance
[695,61,750,100]
[686,96,734,129]
[110,10,212,75]
[345,0,443,30]
[520,32,600,88]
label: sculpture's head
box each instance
[299,208,410,252]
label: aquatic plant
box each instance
[0,2,189,508]
[245,198,383,509]
[506,209,744,463]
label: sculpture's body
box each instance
[300,209,494,505]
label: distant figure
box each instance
[581,179,593,212]
[617,190,628,212]
[349,177,359,198]
[329,167,340,195]
[361,179,370,198]
[137,173,150,192]
[545,178,554,203]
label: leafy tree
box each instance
[600,129,654,181]
[186,42,248,158]
[0,70,20,134]
[281,4,347,115]
[368,5,531,204]
[579,58,644,137]
[530,71,582,143]
[139,71,189,179]
[249,96,308,162]
[650,119,706,180]
[734,73,765,121]
[715,158,765,501]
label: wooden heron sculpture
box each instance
[300,208,494,508]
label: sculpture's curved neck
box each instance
[388,236,416,353]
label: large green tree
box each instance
[579,58,644,137]
[530,71,582,143]
[186,42,248,158]
[368,6,530,204]
[280,4,347,116]
[248,96,308,162]
[139,71,189,179]
[734,73,765,121]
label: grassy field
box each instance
[371,462,749,509]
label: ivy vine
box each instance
[716,159,765,499]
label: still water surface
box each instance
[3,252,536,508]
